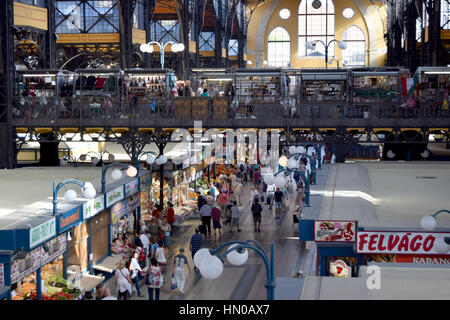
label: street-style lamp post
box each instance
[294,143,324,169]
[139,41,185,69]
[420,210,450,254]
[194,240,276,300]
[305,39,347,69]
[53,179,97,216]
[79,150,115,167]
[287,152,317,185]
[101,162,138,193]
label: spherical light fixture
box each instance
[287,158,297,169]
[420,215,437,231]
[420,150,430,158]
[156,155,168,166]
[433,237,449,254]
[387,150,395,159]
[247,60,253,65]
[279,8,291,20]
[60,158,68,166]
[126,166,138,177]
[79,154,87,161]
[91,156,99,165]
[338,41,348,50]
[226,244,248,266]
[296,146,306,154]
[108,153,115,161]
[305,42,316,51]
[64,189,77,203]
[288,146,297,155]
[264,174,276,185]
[194,248,213,268]
[140,43,149,53]
[146,155,155,165]
[279,155,288,167]
[111,169,122,180]
[274,174,286,188]
[176,43,185,52]
[82,183,96,199]
[199,255,223,280]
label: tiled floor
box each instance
[104,164,330,300]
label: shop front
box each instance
[299,219,360,277]
[357,230,450,266]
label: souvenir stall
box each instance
[234,68,286,103]
[414,66,450,109]
[123,68,171,98]
[169,170,198,226]
[188,68,234,97]
[352,68,401,104]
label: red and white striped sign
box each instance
[357,231,450,255]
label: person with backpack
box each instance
[145,257,163,300]
[251,198,263,232]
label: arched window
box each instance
[298,0,335,57]
[267,27,290,67]
[342,26,366,66]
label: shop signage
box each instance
[127,193,140,213]
[106,186,124,207]
[10,246,42,284]
[0,264,4,286]
[29,218,56,248]
[329,260,352,278]
[125,179,139,197]
[314,220,356,242]
[366,254,450,264]
[41,233,67,265]
[83,195,105,220]
[357,231,450,255]
[58,205,82,233]
[111,200,127,226]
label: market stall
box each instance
[352,68,402,104]
[414,66,450,114]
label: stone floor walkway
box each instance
[103,164,330,300]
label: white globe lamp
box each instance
[91,156,99,165]
[296,146,306,154]
[126,166,138,177]
[146,155,155,165]
[64,189,77,203]
[194,248,213,268]
[434,237,449,254]
[177,43,185,52]
[420,215,436,231]
[287,158,297,169]
[79,154,87,161]
[264,174,276,185]
[420,150,430,159]
[288,146,296,155]
[199,255,223,280]
[60,158,68,166]
[279,155,288,167]
[108,153,115,161]
[387,150,395,159]
[338,41,348,50]
[305,42,316,51]
[111,169,122,180]
[226,244,248,266]
[274,174,286,188]
[82,184,96,199]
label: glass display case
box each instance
[352,68,401,103]
[188,68,234,97]
[234,68,287,103]
[414,67,450,104]
[299,69,349,103]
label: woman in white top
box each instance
[115,259,133,300]
[129,252,144,297]
[155,240,168,273]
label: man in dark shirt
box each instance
[251,198,263,232]
[190,229,203,270]
[274,188,284,219]
[197,192,206,211]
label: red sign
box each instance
[357,231,450,255]
[314,220,357,242]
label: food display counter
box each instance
[299,69,349,103]
[352,68,401,103]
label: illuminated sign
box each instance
[329,260,352,278]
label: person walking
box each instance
[234,182,243,206]
[115,259,133,300]
[274,187,284,220]
[101,288,118,300]
[190,229,203,270]
[250,186,260,203]
[161,218,172,249]
[129,251,145,297]
[139,230,150,262]
[146,257,163,300]
[155,239,168,273]
[267,183,275,210]
[166,202,175,235]
[230,201,241,233]
[199,200,212,237]
[173,248,191,296]
[211,203,222,237]
[251,198,263,232]
[218,190,228,215]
